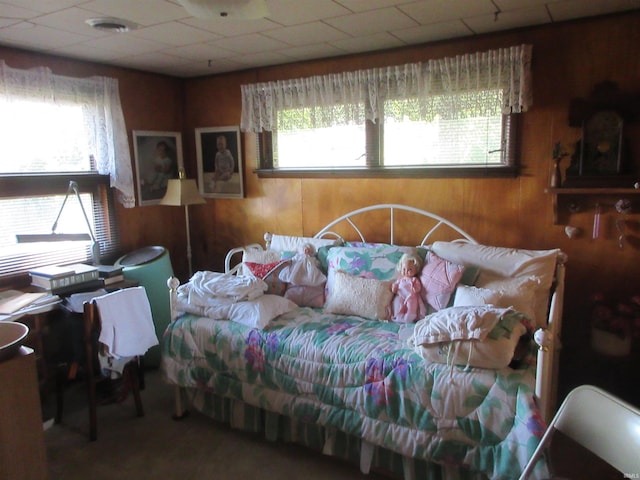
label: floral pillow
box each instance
[419,251,465,311]
[244,260,290,296]
[325,245,416,295]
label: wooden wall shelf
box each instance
[547,187,640,224]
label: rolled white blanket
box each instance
[177,270,267,308]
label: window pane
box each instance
[275,124,366,168]
[275,106,366,168]
[383,91,504,166]
[0,100,92,173]
[384,115,503,166]
[0,193,98,273]
[260,88,516,175]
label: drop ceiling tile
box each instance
[179,16,279,37]
[162,43,236,61]
[80,0,189,26]
[398,0,496,24]
[116,51,193,70]
[129,21,213,46]
[325,7,418,37]
[334,0,413,13]
[330,32,405,54]
[493,0,548,10]
[547,0,640,22]
[30,6,111,38]
[464,5,550,34]
[80,32,166,55]
[392,20,473,44]
[262,21,350,46]
[48,42,128,62]
[1,0,639,78]
[277,43,348,61]
[208,32,290,54]
[196,57,246,74]
[0,23,91,50]
[233,50,292,67]
[1,0,83,14]
[265,0,351,26]
[0,2,43,22]
[165,58,242,76]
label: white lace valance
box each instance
[0,61,135,207]
[241,44,532,133]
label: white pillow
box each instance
[430,241,559,289]
[453,285,502,307]
[411,305,512,345]
[268,234,342,253]
[414,325,526,370]
[228,294,298,329]
[431,241,560,327]
[324,270,393,321]
[475,273,540,322]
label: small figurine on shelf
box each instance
[551,141,570,188]
[390,253,427,324]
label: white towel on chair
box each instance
[95,286,159,358]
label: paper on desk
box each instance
[0,290,47,314]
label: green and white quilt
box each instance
[162,308,546,480]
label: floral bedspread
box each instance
[161,307,545,480]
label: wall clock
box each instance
[565,81,637,187]
[578,109,624,175]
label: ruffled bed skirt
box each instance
[180,386,488,480]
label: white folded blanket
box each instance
[178,271,267,308]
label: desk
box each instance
[1,280,138,399]
[0,347,48,480]
[2,301,61,396]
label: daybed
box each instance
[161,204,566,480]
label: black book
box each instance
[97,265,124,278]
[51,278,105,297]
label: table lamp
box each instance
[159,169,205,277]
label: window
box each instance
[0,62,132,276]
[243,45,531,177]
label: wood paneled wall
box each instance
[185,11,640,347]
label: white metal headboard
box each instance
[314,204,478,246]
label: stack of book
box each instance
[29,263,102,295]
[97,265,125,286]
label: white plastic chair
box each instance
[519,384,640,479]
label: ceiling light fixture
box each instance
[176,0,268,20]
[86,17,138,33]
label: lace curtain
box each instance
[0,61,135,207]
[241,44,532,133]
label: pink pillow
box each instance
[420,251,465,310]
[284,285,325,308]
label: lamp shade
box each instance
[159,177,205,206]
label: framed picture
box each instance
[196,126,243,198]
[133,131,183,206]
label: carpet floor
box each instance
[44,368,623,480]
[44,368,390,480]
